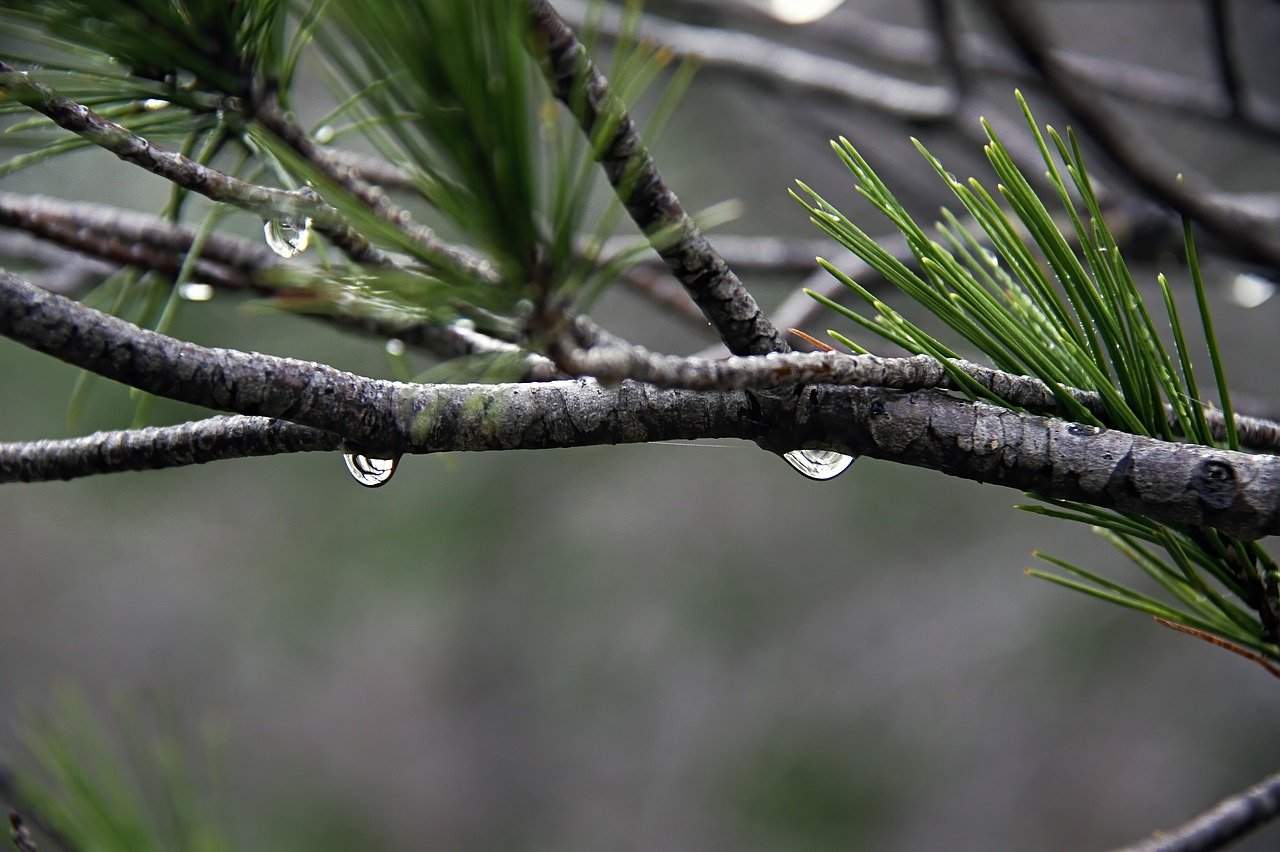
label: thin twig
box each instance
[1115,768,1280,852]
[0,230,115,294]
[9,813,37,852]
[253,103,498,284]
[0,192,556,377]
[1206,0,1245,119]
[554,0,955,122]
[0,416,340,482]
[1153,617,1280,679]
[528,0,788,356]
[923,0,967,99]
[0,61,391,266]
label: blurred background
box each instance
[2,1,1280,849]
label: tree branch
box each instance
[554,0,955,121]
[252,103,499,284]
[1206,0,1245,120]
[0,193,557,378]
[5,269,1280,540]
[527,0,788,356]
[555,326,1280,454]
[1116,769,1280,852]
[0,416,340,483]
[986,1,1280,271]
[0,61,392,266]
[662,0,1280,140]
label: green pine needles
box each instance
[794,91,1280,671]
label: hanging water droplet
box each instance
[263,216,313,258]
[343,453,399,488]
[178,282,214,302]
[384,338,406,356]
[142,98,170,111]
[782,449,856,481]
[1230,273,1276,309]
[313,124,336,145]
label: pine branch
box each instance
[554,329,1280,454]
[1116,769,1280,852]
[0,61,391,266]
[0,192,556,378]
[252,103,500,283]
[5,269,1280,539]
[0,416,340,483]
[0,192,276,272]
[527,0,788,356]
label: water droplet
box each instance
[1067,423,1103,436]
[178,282,214,302]
[142,98,170,111]
[384,338,406,356]
[1230,273,1275,309]
[263,216,313,258]
[782,449,856,481]
[982,249,1000,267]
[343,453,399,488]
[313,124,336,145]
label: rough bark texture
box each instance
[4,269,1280,539]
[528,0,787,356]
[776,386,1280,540]
[554,339,1280,454]
[0,416,340,482]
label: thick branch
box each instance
[527,0,787,356]
[1116,769,1280,852]
[4,270,1280,539]
[555,332,1280,454]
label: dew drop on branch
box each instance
[782,449,856,481]
[343,453,399,487]
[263,216,313,258]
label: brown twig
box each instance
[1153,617,1280,679]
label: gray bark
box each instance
[4,269,1280,540]
[528,0,788,356]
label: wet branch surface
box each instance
[4,270,1280,541]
